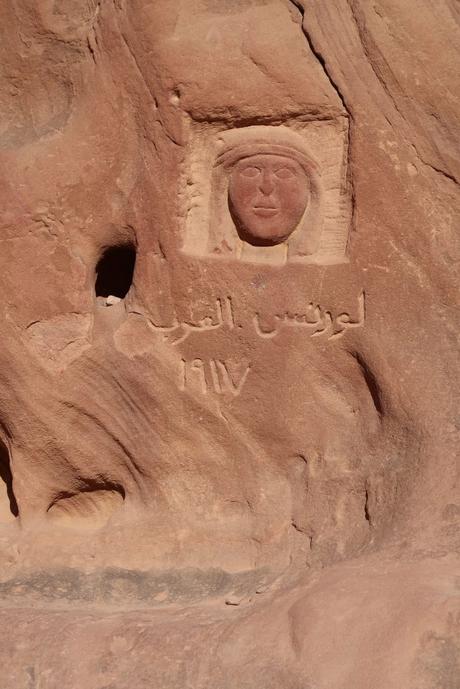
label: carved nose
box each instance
[258,171,275,195]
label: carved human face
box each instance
[228,153,309,245]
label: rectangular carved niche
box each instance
[180,118,351,266]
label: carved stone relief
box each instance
[182,121,351,264]
[0,1,458,688]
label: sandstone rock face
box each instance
[0,1,459,687]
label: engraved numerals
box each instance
[179,358,251,397]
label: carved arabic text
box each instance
[148,292,365,344]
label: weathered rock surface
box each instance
[0,1,458,687]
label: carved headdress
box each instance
[215,130,320,178]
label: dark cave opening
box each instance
[95,244,136,299]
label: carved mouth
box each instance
[252,207,279,217]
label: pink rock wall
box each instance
[0,1,458,687]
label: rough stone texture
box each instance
[0,1,459,687]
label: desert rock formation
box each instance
[0,1,459,687]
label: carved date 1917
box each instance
[179,358,251,397]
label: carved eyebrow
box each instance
[239,163,262,172]
[273,164,297,173]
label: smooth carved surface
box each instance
[229,152,310,246]
[0,1,459,688]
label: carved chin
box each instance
[235,215,297,246]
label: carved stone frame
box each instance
[181,122,351,265]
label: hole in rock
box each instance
[95,244,136,299]
[0,439,18,521]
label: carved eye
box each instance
[274,166,296,179]
[240,166,261,178]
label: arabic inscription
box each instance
[149,292,365,346]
